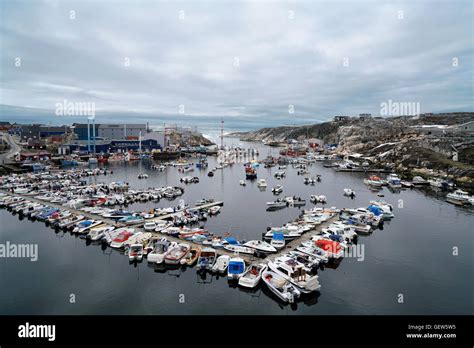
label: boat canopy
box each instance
[273,233,284,241]
[367,205,382,216]
[225,237,239,245]
[228,260,245,274]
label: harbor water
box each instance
[0,141,472,315]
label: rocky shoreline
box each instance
[230,113,474,192]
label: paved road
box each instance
[0,133,20,163]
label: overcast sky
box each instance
[0,0,472,124]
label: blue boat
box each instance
[227,257,246,280]
[36,208,59,221]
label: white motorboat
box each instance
[264,227,302,241]
[262,270,300,304]
[285,196,306,206]
[124,232,152,249]
[446,189,471,205]
[257,179,267,188]
[369,200,394,219]
[86,224,115,241]
[266,198,287,209]
[238,263,267,288]
[128,244,144,262]
[288,251,320,271]
[148,239,176,264]
[223,244,255,255]
[211,255,230,273]
[243,240,277,254]
[364,175,383,187]
[387,173,402,188]
[310,195,327,204]
[401,181,413,188]
[412,176,429,186]
[296,244,329,263]
[227,257,246,280]
[109,229,137,248]
[58,215,84,229]
[270,232,285,250]
[271,185,283,194]
[73,219,103,234]
[268,256,321,293]
[143,221,158,231]
[239,180,246,186]
[343,188,355,197]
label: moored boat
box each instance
[262,270,300,303]
[238,263,267,288]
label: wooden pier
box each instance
[2,190,337,264]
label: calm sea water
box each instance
[0,140,472,315]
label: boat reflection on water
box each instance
[196,270,215,284]
[225,276,321,310]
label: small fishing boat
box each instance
[164,243,191,265]
[128,244,144,262]
[266,198,287,209]
[262,271,300,303]
[239,180,246,186]
[243,240,277,254]
[310,195,327,204]
[195,247,217,270]
[387,174,402,188]
[211,255,230,273]
[238,263,268,288]
[364,175,383,187]
[148,239,176,264]
[271,185,283,194]
[343,188,355,197]
[181,246,201,266]
[227,257,246,280]
[86,224,115,241]
[257,179,267,188]
[285,196,306,206]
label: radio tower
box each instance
[220,117,224,150]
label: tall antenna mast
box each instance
[220,117,224,150]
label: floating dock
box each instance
[2,190,338,264]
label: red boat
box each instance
[314,239,344,258]
[110,231,135,248]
